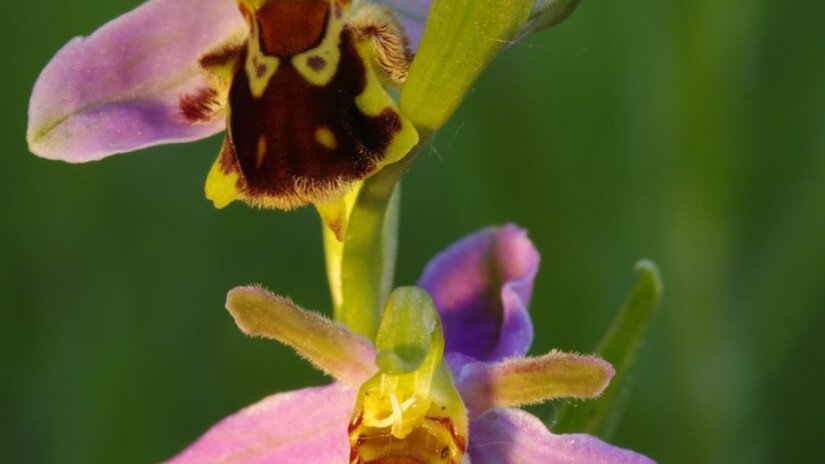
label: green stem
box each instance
[330,151,417,340]
[323,219,346,319]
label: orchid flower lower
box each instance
[166,225,654,464]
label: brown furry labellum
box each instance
[180,0,416,210]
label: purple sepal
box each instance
[418,224,540,362]
[469,408,656,464]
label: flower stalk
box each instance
[325,149,416,339]
[326,0,540,339]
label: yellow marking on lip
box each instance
[244,8,279,98]
[255,136,267,168]
[205,139,242,209]
[353,41,419,167]
[292,1,346,86]
[315,126,338,150]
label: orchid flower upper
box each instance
[166,225,654,464]
[27,0,584,215]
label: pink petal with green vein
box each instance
[27,0,245,162]
[469,408,655,464]
[165,383,354,464]
[418,224,539,362]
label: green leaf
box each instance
[553,260,663,438]
[518,0,584,40]
[400,0,533,133]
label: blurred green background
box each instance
[3,0,824,462]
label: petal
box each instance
[469,409,655,464]
[454,351,614,416]
[226,286,376,387]
[27,0,246,162]
[418,224,539,361]
[366,0,431,51]
[165,383,355,464]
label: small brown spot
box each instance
[440,446,450,459]
[179,87,221,123]
[307,55,326,71]
[254,57,268,78]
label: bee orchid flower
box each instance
[28,0,582,212]
[165,225,654,463]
